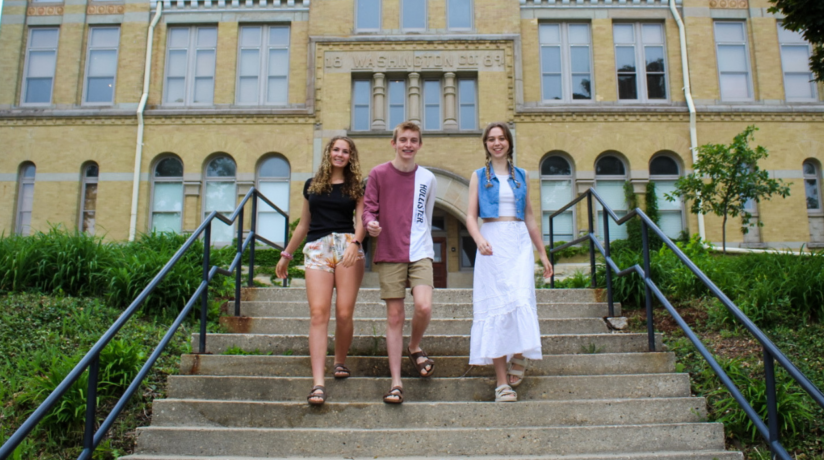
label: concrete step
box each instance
[124,452,743,460]
[232,301,622,319]
[132,424,727,457]
[149,397,708,428]
[191,333,662,355]
[244,287,604,304]
[219,317,611,335]
[179,353,676,377]
[166,375,691,402]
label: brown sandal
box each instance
[383,386,404,404]
[307,385,326,406]
[333,363,350,379]
[407,347,435,378]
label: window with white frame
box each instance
[401,0,426,31]
[804,160,821,211]
[539,23,593,102]
[352,79,372,131]
[236,25,290,106]
[613,23,667,101]
[204,156,237,244]
[83,27,120,105]
[16,163,36,236]
[257,156,290,246]
[458,79,476,131]
[23,28,59,105]
[164,26,217,105]
[649,155,684,239]
[595,155,628,240]
[356,0,381,31]
[151,157,184,234]
[387,78,406,129]
[447,0,472,30]
[778,24,818,101]
[80,163,99,234]
[714,21,753,101]
[423,79,442,130]
[540,154,575,243]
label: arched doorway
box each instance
[428,168,473,288]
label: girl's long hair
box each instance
[481,122,520,189]
[308,136,364,200]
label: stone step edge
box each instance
[136,422,724,432]
[155,395,705,405]
[122,452,742,460]
[168,373,686,381]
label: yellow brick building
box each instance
[1,0,823,286]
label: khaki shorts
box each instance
[375,258,434,300]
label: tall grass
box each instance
[597,236,824,328]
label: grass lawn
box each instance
[0,293,193,459]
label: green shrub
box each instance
[549,270,591,289]
[546,241,589,262]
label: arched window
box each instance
[80,163,99,234]
[649,154,684,239]
[595,153,628,240]
[804,160,821,211]
[256,155,290,246]
[540,153,575,243]
[16,163,36,235]
[204,155,237,244]
[151,157,184,233]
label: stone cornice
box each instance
[515,110,824,123]
[0,114,316,126]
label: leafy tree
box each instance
[769,0,824,82]
[665,126,791,253]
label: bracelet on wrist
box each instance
[281,251,294,261]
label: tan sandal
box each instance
[307,385,326,406]
[507,357,527,388]
[495,384,517,402]
[383,386,404,404]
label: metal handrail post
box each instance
[549,216,555,288]
[764,348,780,458]
[235,208,244,316]
[199,224,211,354]
[82,355,99,454]
[248,192,257,287]
[602,207,615,317]
[587,193,596,288]
[641,220,655,352]
[282,212,290,287]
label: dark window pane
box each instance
[650,156,679,176]
[541,156,571,176]
[86,77,114,103]
[461,236,477,267]
[571,76,591,100]
[646,74,666,99]
[85,164,99,177]
[803,162,816,176]
[615,46,636,72]
[207,157,236,177]
[432,216,445,231]
[618,75,637,100]
[155,158,184,177]
[596,155,625,176]
[26,78,52,103]
[806,179,820,209]
[645,46,665,72]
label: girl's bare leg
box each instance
[305,269,335,388]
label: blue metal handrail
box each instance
[0,187,289,460]
[548,187,824,459]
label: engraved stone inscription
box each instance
[323,50,506,73]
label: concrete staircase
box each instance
[124,288,741,459]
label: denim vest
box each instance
[476,166,527,220]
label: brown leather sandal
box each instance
[307,385,326,406]
[333,363,351,379]
[383,386,404,404]
[407,346,435,378]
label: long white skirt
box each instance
[469,221,542,365]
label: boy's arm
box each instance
[362,170,379,227]
[425,175,437,226]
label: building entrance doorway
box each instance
[432,236,447,288]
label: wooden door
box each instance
[432,237,447,288]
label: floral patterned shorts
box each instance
[302,232,365,274]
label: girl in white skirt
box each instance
[465,122,553,402]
